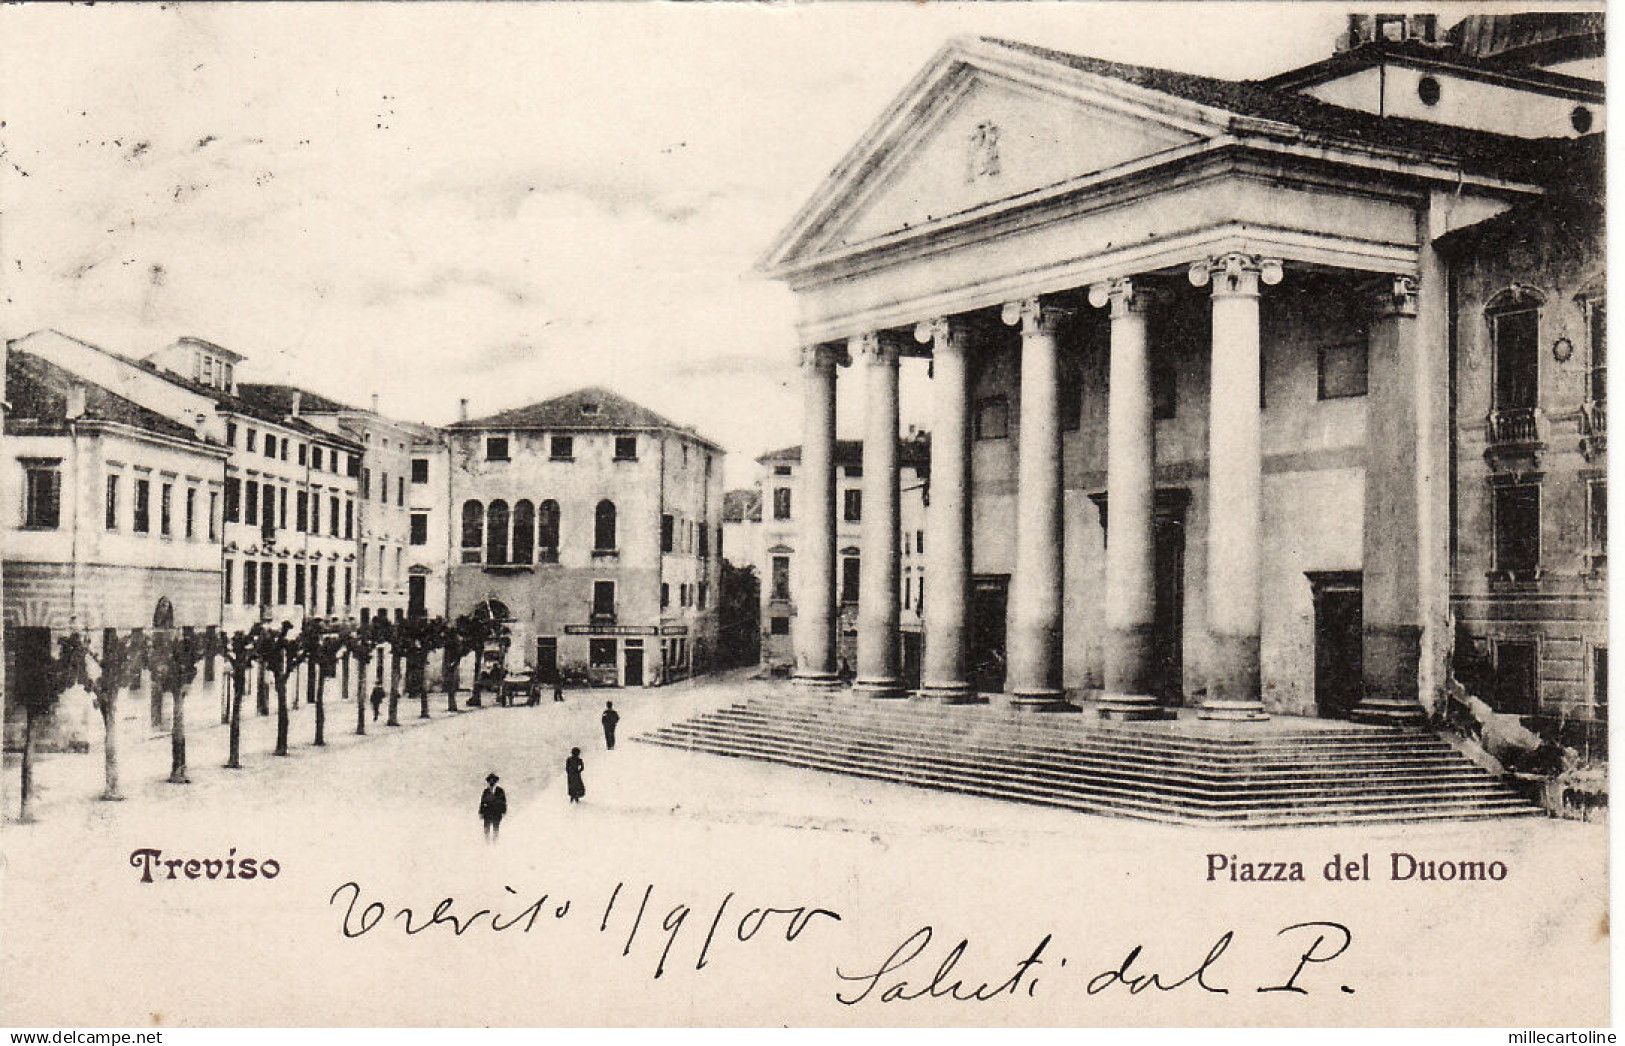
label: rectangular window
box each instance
[279,486,288,529]
[330,496,340,535]
[296,490,308,532]
[224,559,235,605]
[243,559,257,604]
[411,458,429,483]
[314,447,325,471]
[592,580,616,617]
[771,555,790,600]
[773,487,792,521]
[698,582,707,610]
[550,435,573,461]
[1494,484,1541,577]
[361,468,370,499]
[345,498,354,539]
[208,492,218,541]
[244,480,259,525]
[23,465,61,529]
[661,582,670,609]
[903,576,912,611]
[975,397,1009,440]
[1590,299,1607,405]
[615,435,638,461]
[1492,308,1540,410]
[845,465,863,479]
[487,436,510,461]
[1594,647,1608,722]
[226,422,238,447]
[1589,479,1607,570]
[916,530,924,554]
[841,555,860,605]
[224,477,240,523]
[260,562,273,607]
[262,485,275,537]
[774,465,792,476]
[264,434,276,459]
[662,514,675,553]
[410,513,428,545]
[294,562,306,606]
[105,475,120,530]
[770,616,791,636]
[1492,640,1539,717]
[379,472,388,503]
[159,483,172,536]
[277,563,288,606]
[185,488,197,539]
[589,638,617,669]
[133,478,151,533]
[246,429,257,453]
[699,525,709,559]
[1318,339,1369,399]
[843,488,862,523]
[297,443,307,467]
[397,476,404,507]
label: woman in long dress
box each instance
[565,747,585,803]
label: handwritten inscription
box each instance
[327,879,1358,1003]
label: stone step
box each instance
[645,722,1524,809]
[696,709,1489,782]
[636,732,1538,827]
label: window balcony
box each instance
[1581,399,1607,461]
[588,605,617,626]
[1484,406,1546,470]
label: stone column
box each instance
[1001,296,1070,709]
[1190,253,1281,721]
[793,343,842,689]
[915,317,977,702]
[1355,275,1426,723]
[854,331,905,698]
[1089,277,1170,720]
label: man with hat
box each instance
[479,772,507,842]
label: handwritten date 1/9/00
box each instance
[329,881,1355,1002]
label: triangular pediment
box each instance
[764,38,1237,275]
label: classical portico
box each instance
[768,36,1541,724]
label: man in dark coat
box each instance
[553,675,564,703]
[479,773,507,842]
[566,748,585,803]
[370,684,385,721]
[601,701,620,750]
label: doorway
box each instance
[1152,506,1188,703]
[1307,571,1363,719]
[624,645,644,687]
[535,637,558,684]
[968,575,1009,694]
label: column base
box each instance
[1196,698,1270,722]
[793,672,842,692]
[914,683,987,705]
[1097,692,1175,721]
[1350,696,1427,725]
[1004,689,1080,713]
[853,677,907,699]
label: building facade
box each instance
[761,18,1603,728]
[406,424,453,620]
[755,438,930,677]
[447,387,724,688]
[3,345,229,747]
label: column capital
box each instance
[1087,276,1159,317]
[1000,296,1073,336]
[850,330,910,366]
[1372,274,1420,318]
[798,342,847,370]
[913,316,972,354]
[1188,253,1284,297]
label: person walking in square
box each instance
[479,773,507,842]
[565,747,585,803]
[601,700,620,750]
[370,683,385,721]
[553,675,564,703]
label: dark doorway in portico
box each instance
[968,575,1009,694]
[1308,571,1363,719]
[1152,513,1186,703]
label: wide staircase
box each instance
[635,694,1542,827]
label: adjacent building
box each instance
[760,14,1604,737]
[754,437,930,677]
[446,387,724,687]
[2,343,229,747]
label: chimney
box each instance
[65,382,87,421]
[458,398,469,423]
[371,393,380,414]
[290,390,302,417]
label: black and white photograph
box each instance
[0,1,1610,1029]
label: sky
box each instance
[1,2,1511,485]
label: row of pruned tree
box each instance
[13,610,512,823]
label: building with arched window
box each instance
[446,387,724,687]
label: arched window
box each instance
[487,499,510,565]
[1487,285,1545,413]
[461,500,483,563]
[512,500,535,564]
[594,499,617,552]
[538,499,560,558]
